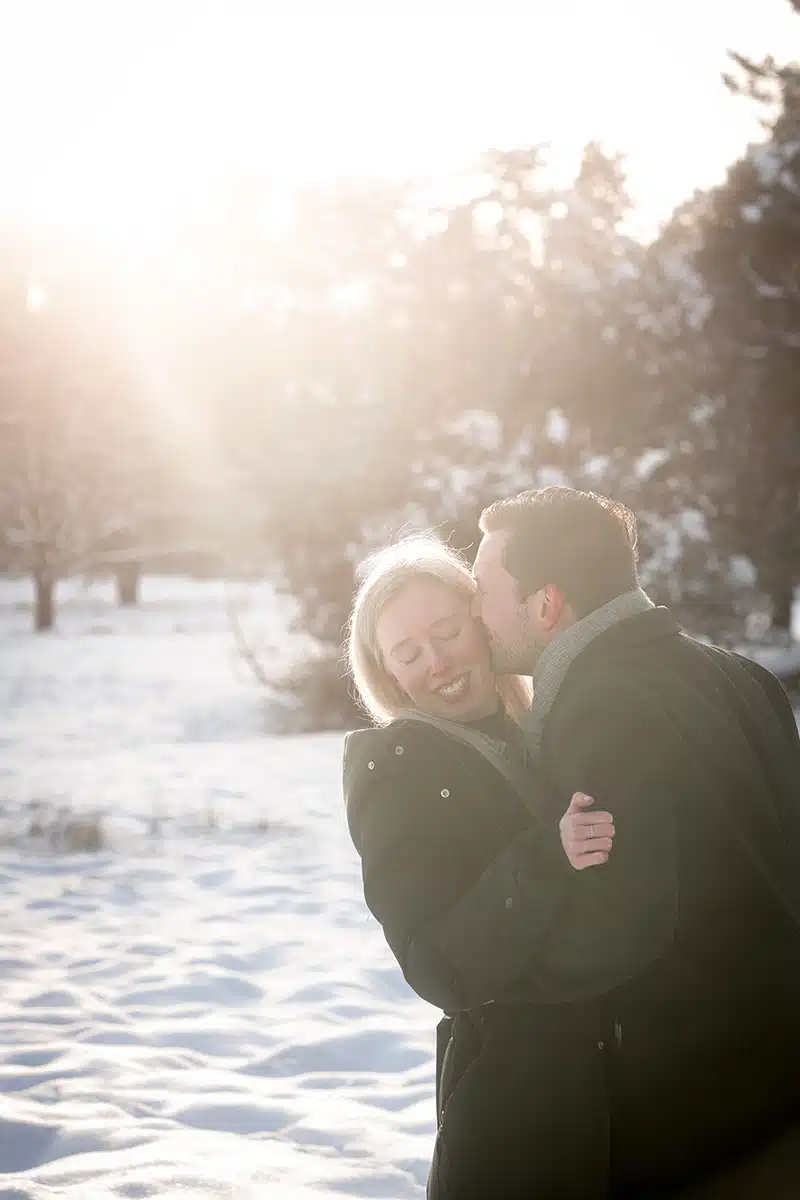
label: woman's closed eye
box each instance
[434,625,462,643]
[398,626,461,665]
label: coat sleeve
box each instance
[524,676,682,1002]
[344,729,571,1012]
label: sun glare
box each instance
[0,0,797,256]
[26,285,48,313]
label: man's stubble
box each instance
[486,613,545,678]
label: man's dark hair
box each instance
[479,486,639,618]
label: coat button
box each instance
[367,762,375,770]
[597,1040,605,1050]
[395,746,404,755]
[440,788,450,798]
[505,897,513,910]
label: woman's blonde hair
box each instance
[345,534,531,726]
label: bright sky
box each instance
[0,0,797,252]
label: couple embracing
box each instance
[343,487,800,1198]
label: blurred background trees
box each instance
[0,2,797,724]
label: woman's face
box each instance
[376,577,499,722]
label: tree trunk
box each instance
[115,563,141,607]
[34,575,55,632]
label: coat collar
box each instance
[556,606,683,707]
[522,604,681,754]
[561,605,682,676]
[522,588,654,752]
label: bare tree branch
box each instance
[225,586,276,689]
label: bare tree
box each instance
[0,375,142,629]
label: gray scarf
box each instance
[522,587,654,754]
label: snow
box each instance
[545,408,569,445]
[633,447,669,481]
[678,508,709,543]
[536,466,570,488]
[740,201,764,223]
[445,409,502,454]
[2,574,797,1197]
[729,556,758,589]
[0,576,435,1198]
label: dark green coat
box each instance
[344,606,800,1196]
[529,607,800,1193]
[343,719,610,1197]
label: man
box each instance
[472,486,800,1196]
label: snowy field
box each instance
[0,577,436,1199]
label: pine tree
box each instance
[690,29,800,632]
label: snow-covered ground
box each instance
[0,577,436,1199]
[2,576,798,1198]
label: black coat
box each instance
[343,719,610,1198]
[528,608,800,1194]
[343,609,800,1196]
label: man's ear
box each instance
[531,584,566,634]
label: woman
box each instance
[342,537,616,1198]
